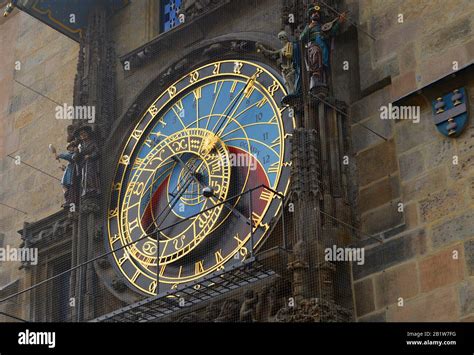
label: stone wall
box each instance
[0,10,78,320]
[351,0,474,322]
[1,0,472,323]
[110,0,282,124]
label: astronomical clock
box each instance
[106,60,294,296]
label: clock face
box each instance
[106,60,294,295]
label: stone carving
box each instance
[275,298,351,322]
[159,67,174,86]
[202,43,225,56]
[74,6,116,136]
[21,213,73,250]
[94,227,104,242]
[51,141,80,208]
[255,280,288,322]
[179,0,226,22]
[300,5,346,95]
[290,129,321,199]
[111,278,127,293]
[74,126,101,198]
[230,40,251,53]
[178,312,203,322]
[96,258,110,270]
[257,31,299,94]
[239,289,258,322]
[125,103,140,121]
[214,299,240,322]
[205,302,221,321]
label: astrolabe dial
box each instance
[120,128,231,267]
[107,60,294,295]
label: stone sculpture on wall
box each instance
[74,126,101,198]
[239,290,258,322]
[257,31,300,95]
[300,4,346,95]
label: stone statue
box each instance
[256,286,270,321]
[257,31,300,94]
[179,0,220,20]
[50,141,80,208]
[300,5,346,94]
[205,302,221,322]
[178,313,203,322]
[240,289,258,322]
[74,126,101,197]
[214,299,240,322]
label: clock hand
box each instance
[144,158,203,237]
[172,153,252,228]
[212,74,256,137]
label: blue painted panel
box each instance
[161,0,182,32]
[14,0,129,42]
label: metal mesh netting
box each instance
[0,0,389,324]
[0,182,390,323]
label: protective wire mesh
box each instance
[0,183,388,323]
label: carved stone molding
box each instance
[290,128,321,200]
[275,298,352,322]
[73,5,117,139]
[19,209,73,251]
[179,0,227,21]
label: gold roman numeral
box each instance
[195,260,205,274]
[270,136,281,148]
[118,252,128,266]
[193,87,202,100]
[268,161,279,173]
[131,270,140,282]
[110,234,120,244]
[260,190,273,203]
[128,218,140,232]
[159,264,166,277]
[175,100,184,111]
[252,212,262,227]
[215,250,224,264]
[108,208,118,218]
[254,68,264,78]
[256,97,267,108]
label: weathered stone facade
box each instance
[351,0,474,322]
[0,0,472,322]
[0,9,78,321]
